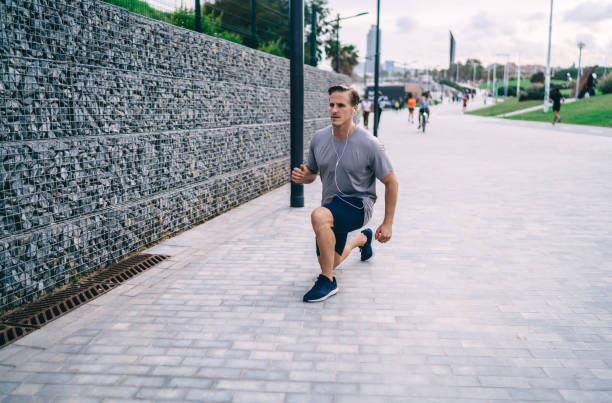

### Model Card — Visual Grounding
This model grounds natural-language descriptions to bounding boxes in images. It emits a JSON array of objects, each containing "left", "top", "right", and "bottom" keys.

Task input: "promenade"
[{"left": 2, "top": 103, "right": 612, "bottom": 402}]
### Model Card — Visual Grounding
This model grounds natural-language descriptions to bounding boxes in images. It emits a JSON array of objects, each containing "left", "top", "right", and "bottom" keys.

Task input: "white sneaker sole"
[{"left": 304, "top": 288, "right": 338, "bottom": 303}]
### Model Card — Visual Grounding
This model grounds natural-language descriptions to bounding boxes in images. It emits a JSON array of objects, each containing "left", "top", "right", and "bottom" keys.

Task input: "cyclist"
[
  {"left": 417, "top": 93, "right": 430, "bottom": 130},
  {"left": 407, "top": 93, "right": 416, "bottom": 123}
]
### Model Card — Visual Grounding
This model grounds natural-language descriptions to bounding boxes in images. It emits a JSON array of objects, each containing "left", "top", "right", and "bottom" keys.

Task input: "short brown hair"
[{"left": 328, "top": 85, "right": 360, "bottom": 106}]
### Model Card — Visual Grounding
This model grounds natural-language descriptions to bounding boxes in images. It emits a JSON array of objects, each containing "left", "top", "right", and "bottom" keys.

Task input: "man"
[
  {"left": 361, "top": 95, "right": 371, "bottom": 129},
  {"left": 462, "top": 94, "right": 468, "bottom": 112},
  {"left": 550, "top": 87, "right": 565, "bottom": 125},
  {"left": 407, "top": 93, "right": 416, "bottom": 123},
  {"left": 375, "top": 91, "right": 384, "bottom": 132},
  {"left": 291, "top": 85, "right": 399, "bottom": 302}
]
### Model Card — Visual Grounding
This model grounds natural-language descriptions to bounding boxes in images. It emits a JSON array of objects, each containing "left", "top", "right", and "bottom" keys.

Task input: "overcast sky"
[
  {"left": 325, "top": 0, "right": 611, "bottom": 70},
  {"left": 150, "top": 0, "right": 611, "bottom": 70}
]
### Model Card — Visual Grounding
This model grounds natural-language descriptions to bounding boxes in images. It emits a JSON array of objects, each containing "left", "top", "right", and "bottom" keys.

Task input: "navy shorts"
[{"left": 315, "top": 196, "right": 365, "bottom": 256}]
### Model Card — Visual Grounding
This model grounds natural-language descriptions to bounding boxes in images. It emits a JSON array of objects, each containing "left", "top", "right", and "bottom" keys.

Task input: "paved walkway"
[{"left": 2, "top": 104, "right": 612, "bottom": 402}]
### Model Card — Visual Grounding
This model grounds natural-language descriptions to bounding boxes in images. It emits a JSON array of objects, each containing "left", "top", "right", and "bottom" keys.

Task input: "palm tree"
[{"left": 325, "top": 40, "right": 359, "bottom": 76}]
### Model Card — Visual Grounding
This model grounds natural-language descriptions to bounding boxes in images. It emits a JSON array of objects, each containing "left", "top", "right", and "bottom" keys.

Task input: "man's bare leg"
[
  {"left": 311, "top": 207, "right": 335, "bottom": 281},
  {"left": 333, "top": 232, "right": 367, "bottom": 269}
]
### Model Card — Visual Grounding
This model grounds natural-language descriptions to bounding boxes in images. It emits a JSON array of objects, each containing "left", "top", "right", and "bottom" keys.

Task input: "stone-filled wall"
[{"left": 0, "top": 0, "right": 349, "bottom": 311}]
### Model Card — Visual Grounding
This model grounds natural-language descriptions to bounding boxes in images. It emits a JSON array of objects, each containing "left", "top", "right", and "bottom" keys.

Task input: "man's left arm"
[{"left": 375, "top": 171, "right": 398, "bottom": 243}]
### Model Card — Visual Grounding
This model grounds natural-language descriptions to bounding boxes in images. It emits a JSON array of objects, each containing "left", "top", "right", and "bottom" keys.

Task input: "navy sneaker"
[
  {"left": 359, "top": 228, "right": 373, "bottom": 261},
  {"left": 303, "top": 275, "right": 338, "bottom": 302}
]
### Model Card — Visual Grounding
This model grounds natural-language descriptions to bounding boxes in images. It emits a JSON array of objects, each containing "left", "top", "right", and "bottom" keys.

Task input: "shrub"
[
  {"left": 598, "top": 73, "right": 612, "bottom": 94},
  {"left": 439, "top": 79, "right": 471, "bottom": 93},
  {"left": 257, "top": 39, "right": 285, "bottom": 57},
  {"left": 530, "top": 71, "right": 545, "bottom": 83},
  {"left": 519, "top": 84, "right": 545, "bottom": 101},
  {"left": 497, "top": 85, "right": 517, "bottom": 97},
  {"left": 216, "top": 31, "right": 243, "bottom": 45}
]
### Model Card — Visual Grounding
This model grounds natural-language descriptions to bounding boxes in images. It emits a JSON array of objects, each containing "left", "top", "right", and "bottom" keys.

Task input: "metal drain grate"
[{"left": 0, "top": 254, "right": 168, "bottom": 349}]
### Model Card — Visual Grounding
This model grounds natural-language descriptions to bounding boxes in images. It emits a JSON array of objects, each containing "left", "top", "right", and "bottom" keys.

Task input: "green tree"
[
  {"left": 170, "top": 6, "right": 243, "bottom": 44},
  {"left": 304, "top": 0, "right": 332, "bottom": 66},
  {"left": 104, "top": 0, "right": 170, "bottom": 21},
  {"left": 257, "top": 38, "right": 285, "bottom": 57},
  {"left": 324, "top": 40, "right": 359, "bottom": 76},
  {"left": 208, "top": 0, "right": 290, "bottom": 56}
]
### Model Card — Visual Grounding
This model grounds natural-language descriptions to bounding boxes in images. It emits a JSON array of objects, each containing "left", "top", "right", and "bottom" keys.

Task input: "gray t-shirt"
[{"left": 306, "top": 125, "right": 393, "bottom": 226}]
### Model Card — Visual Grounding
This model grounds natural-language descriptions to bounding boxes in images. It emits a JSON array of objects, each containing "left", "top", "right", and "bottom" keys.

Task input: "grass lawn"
[
  {"left": 478, "top": 79, "right": 568, "bottom": 90},
  {"left": 505, "top": 93, "right": 612, "bottom": 128},
  {"left": 467, "top": 98, "right": 542, "bottom": 117}
]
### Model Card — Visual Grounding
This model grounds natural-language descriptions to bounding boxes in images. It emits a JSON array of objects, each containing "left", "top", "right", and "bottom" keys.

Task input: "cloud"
[
  {"left": 564, "top": 2, "right": 612, "bottom": 22},
  {"left": 575, "top": 32, "right": 596, "bottom": 46},
  {"left": 396, "top": 16, "right": 418, "bottom": 32},
  {"left": 471, "top": 11, "right": 496, "bottom": 31},
  {"left": 526, "top": 12, "right": 545, "bottom": 21}
]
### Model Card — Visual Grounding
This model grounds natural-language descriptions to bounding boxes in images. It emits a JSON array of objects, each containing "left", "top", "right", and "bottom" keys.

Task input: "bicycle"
[{"left": 418, "top": 110, "right": 428, "bottom": 133}]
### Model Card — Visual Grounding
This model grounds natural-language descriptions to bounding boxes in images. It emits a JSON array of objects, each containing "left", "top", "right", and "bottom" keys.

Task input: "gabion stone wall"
[{"left": 0, "top": 0, "right": 348, "bottom": 312}]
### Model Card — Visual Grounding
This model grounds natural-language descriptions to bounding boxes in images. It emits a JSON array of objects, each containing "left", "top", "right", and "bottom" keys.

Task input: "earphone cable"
[{"left": 330, "top": 124, "right": 364, "bottom": 211}]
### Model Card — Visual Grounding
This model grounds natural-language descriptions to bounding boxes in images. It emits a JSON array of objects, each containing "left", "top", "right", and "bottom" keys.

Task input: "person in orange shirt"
[{"left": 407, "top": 93, "right": 417, "bottom": 124}]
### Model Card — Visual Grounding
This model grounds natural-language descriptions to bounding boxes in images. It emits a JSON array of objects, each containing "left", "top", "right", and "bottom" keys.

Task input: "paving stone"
[
  {"left": 285, "top": 393, "right": 333, "bottom": 403},
  {"left": 559, "top": 389, "right": 612, "bottom": 402},
  {"left": 2, "top": 94, "right": 612, "bottom": 403},
  {"left": 134, "top": 388, "right": 186, "bottom": 400},
  {"left": 184, "top": 390, "right": 233, "bottom": 401},
  {"left": 232, "top": 391, "right": 284, "bottom": 403}
]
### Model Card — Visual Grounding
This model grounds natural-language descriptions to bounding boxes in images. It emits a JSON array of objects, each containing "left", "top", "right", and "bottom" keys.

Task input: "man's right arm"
[{"left": 291, "top": 164, "right": 318, "bottom": 184}]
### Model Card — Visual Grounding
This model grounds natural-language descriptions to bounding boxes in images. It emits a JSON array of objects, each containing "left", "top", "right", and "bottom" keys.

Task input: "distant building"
[
  {"left": 365, "top": 25, "right": 379, "bottom": 74},
  {"left": 520, "top": 64, "right": 546, "bottom": 74},
  {"left": 384, "top": 60, "right": 395, "bottom": 73}
]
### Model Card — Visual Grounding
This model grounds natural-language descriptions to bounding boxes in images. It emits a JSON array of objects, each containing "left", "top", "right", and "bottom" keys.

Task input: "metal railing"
[{"left": 102, "top": 0, "right": 291, "bottom": 57}]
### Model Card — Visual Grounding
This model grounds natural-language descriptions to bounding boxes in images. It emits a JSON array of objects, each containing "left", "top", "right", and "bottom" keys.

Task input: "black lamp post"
[
  {"left": 309, "top": 3, "right": 317, "bottom": 66},
  {"left": 251, "top": 0, "right": 257, "bottom": 48},
  {"left": 290, "top": 0, "right": 304, "bottom": 208},
  {"left": 194, "top": 0, "right": 201, "bottom": 32}
]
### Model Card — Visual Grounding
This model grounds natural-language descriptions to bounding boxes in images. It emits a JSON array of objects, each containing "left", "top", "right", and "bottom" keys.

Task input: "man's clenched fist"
[{"left": 291, "top": 164, "right": 308, "bottom": 183}]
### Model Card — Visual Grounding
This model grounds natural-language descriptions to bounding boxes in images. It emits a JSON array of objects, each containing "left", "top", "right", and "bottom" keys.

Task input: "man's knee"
[{"left": 311, "top": 207, "right": 333, "bottom": 231}]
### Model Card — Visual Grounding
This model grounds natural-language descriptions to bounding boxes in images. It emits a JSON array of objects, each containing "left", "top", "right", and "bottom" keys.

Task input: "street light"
[
  {"left": 575, "top": 42, "right": 585, "bottom": 99},
  {"left": 430, "top": 64, "right": 441, "bottom": 95},
  {"left": 373, "top": 0, "right": 380, "bottom": 137},
  {"left": 543, "top": 0, "right": 553, "bottom": 113},
  {"left": 492, "top": 62, "right": 497, "bottom": 103},
  {"left": 362, "top": 55, "right": 375, "bottom": 89},
  {"left": 331, "top": 12, "right": 368, "bottom": 73},
  {"left": 496, "top": 53, "right": 509, "bottom": 99},
  {"left": 516, "top": 53, "right": 521, "bottom": 99}
]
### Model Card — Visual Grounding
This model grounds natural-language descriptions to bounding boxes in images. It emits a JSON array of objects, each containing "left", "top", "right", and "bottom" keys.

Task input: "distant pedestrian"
[
  {"left": 407, "top": 93, "right": 416, "bottom": 123},
  {"left": 291, "top": 84, "right": 398, "bottom": 302},
  {"left": 462, "top": 95, "right": 468, "bottom": 112},
  {"left": 550, "top": 87, "right": 565, "bottom": 125},
  {"left": 361, "top": 96, "right": 371, "bottom": 128},
  {"left": 375, "top": 91, "right": 384, "bottom": 132}
]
